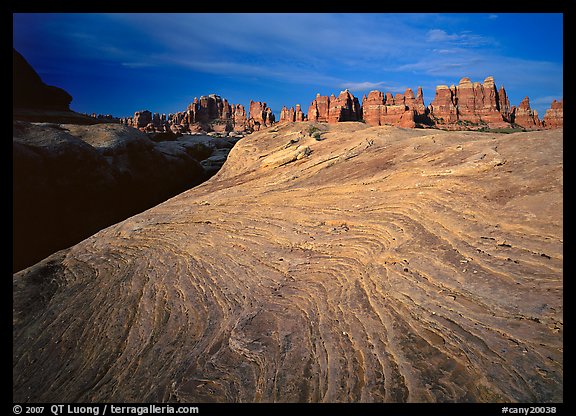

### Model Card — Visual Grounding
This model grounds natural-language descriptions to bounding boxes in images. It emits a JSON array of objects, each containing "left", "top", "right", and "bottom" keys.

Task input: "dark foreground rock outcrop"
[
  {"left": 13, "top": 121, "right": 239, "bottom": 272},
  {"left": 13, "top": 49, "right": 104, "bottom": 125},
  {"left": 13, "top": 123, "right": 562, "bottom": 402}
]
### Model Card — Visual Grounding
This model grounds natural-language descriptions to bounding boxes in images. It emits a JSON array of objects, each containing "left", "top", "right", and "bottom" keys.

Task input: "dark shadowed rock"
[
  {"left": 13, "top": 49, "right": 100, "bottom": 124},
  {"left": 12, "top": 122, "right": 213, "bottom": 272},
  {"left": 13, "top": 49, "right": 72, "bottom": 111}
]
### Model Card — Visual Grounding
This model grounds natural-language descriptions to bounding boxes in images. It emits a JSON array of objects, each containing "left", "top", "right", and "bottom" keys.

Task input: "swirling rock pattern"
[{"left": 13, "top": 122, "right": 563, "bottom": 403}]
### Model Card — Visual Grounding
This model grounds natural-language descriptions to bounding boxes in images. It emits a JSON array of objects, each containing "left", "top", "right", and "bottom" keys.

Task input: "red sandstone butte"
[
  {"left": 429, "top": 85, "right": 458, "bottom": 124},
  {"left": 233, "top": 104, "right": 248, "bottom": 132},
  {"left": 280, "top": 106, "right": 295, "bottom": 123},
  {"left": 248, "top": 100, "right": 275, "bottom": 130},
  {"left": 132, "top": 110, "right": 153, "bottom": 129},
  {"left": 429, "top": 76, "right": 513, "bottom": 129},
  {"left": 125, "top": 94, "right": 247, "bottom": 134},
  {"left": 361, "top": 90, "right": 386, "bottom": 126},
  {"left": 543, "top": 99, "right": 563, "bottom": 129},
  {"left": 362, "top": 86, "right": 429, "bottom": 128},
  {"left": 308, "top": 94, "right": 331, "bottom": 123},
  {"left": 295, "top": 104, "right": 305, "bottom": 122},
  {"left": 361, "top": 90, "right": 415, "bottom": 128},
  {"left": 513, "top": 97, "right": 543, "bottom": 129},
  {"left": 281, "top": 104, "right": 306, "bottom": 123},
  {"left": 498, "top": 85, "right": 512, "bottom": 122},
  {"left": 308, "top": 90, "right": 361, "bottom": 124}
]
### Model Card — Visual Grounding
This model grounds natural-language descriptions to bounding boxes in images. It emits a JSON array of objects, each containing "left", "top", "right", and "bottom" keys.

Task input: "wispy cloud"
[
  {"left": 530, "top": 95, "right": 563, "bottom": 105},
  {"left": 339, "top": 81, "right": 392, "bottom": 91},
  {"left": 426, "top": 29, "right": 495, "bottom": 47}
]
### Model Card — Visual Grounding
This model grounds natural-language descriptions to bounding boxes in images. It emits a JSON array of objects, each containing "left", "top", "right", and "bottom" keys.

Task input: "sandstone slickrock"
[
  {"left": 543, "top": 99, "right": 563, "bottom": 129},
  {"left": 13, "top": 122, "right": 562, "bottom": 403},
  {"left": 12, "top": 121, "right": 239, "bottom": 273}
]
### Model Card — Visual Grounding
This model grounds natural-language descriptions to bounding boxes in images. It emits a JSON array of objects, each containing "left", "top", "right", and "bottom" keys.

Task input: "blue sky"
[{"left": 13, "top": 13, "right": 563, "bottom": 118}]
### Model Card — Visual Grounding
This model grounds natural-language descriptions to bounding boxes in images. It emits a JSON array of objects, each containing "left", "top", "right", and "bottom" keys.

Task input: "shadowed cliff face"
[{"left": 13, "top": 122, "right": 563, "bottom": 403}]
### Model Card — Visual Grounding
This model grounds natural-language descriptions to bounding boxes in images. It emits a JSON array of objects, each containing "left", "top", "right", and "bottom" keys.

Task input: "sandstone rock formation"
[
  {"left": 247, "top": 100, "right": 275, "bottom": 130},
  {"left": 280, "top": 104, "right": 306, "bottom": 123},
  {"left": 123, "top": 95, "right": 251, "bottom": 134},
  {"left": 233, "top": 104, "right": 248, "bottom": 131},
  {"left": 295, "top": 104, "right": 306, "bottom": 122},
  {"left": 498, "top": 85, "right": 513, "bottom": 122},
  {"left": 13, "top": 49, "right": 101, "bottom": 124},
  {"left": 429, "top": 77, "right": 513, "bottom": 129},
  {"left": 13, "top": 48, "right": 72, "bottom": 111},
  {"left": 405, "top": 87, "right": 429, "bottom": 124},
  {"left": 307, "top": 94, "right": 330, "bottom": 123},
  {"left": 280, "top": 106, "right": 295, "bottom": 123},
  {"left": 361, "top": 87, "right": 429, "bottom": 128},
  {"left": 12, "top": 121, "right": 239, "bottom": 273},
  {"left": 132, "top": 110, "right": 153, "bottom": 128},
  {"left": 13, "top": 122, "right": 563, "bottom": 403},
  {"left": 308, "top": 90, "right": 361, "bottom": 124},
  {"left": 512, "top": 97, "right": 543, "bottom": 129},
  {"left": 428, "top": 85, "right": 459, "bottom": 124},
  {"left": 328, "top": 90, "right": 362, "bottom": 123},
  {"left": 543, "top": 99, "right": 563, "bottom": 129}
]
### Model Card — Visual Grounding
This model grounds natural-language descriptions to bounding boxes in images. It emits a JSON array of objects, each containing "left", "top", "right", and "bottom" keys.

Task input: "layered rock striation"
[{"left": 13, "top": 122, "right": 563, "bottom": 403}]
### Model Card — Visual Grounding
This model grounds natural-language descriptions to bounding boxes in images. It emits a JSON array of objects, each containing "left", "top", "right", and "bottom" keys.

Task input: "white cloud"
[
  {"left": 339, "top": 81, "right": 392, "bottom": 91},
  {"left": 426, "top": 29, "right": 494, "bottom": 47},
  {"left": 427, "top": 29, "right": 460, "bottom": 42}
]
